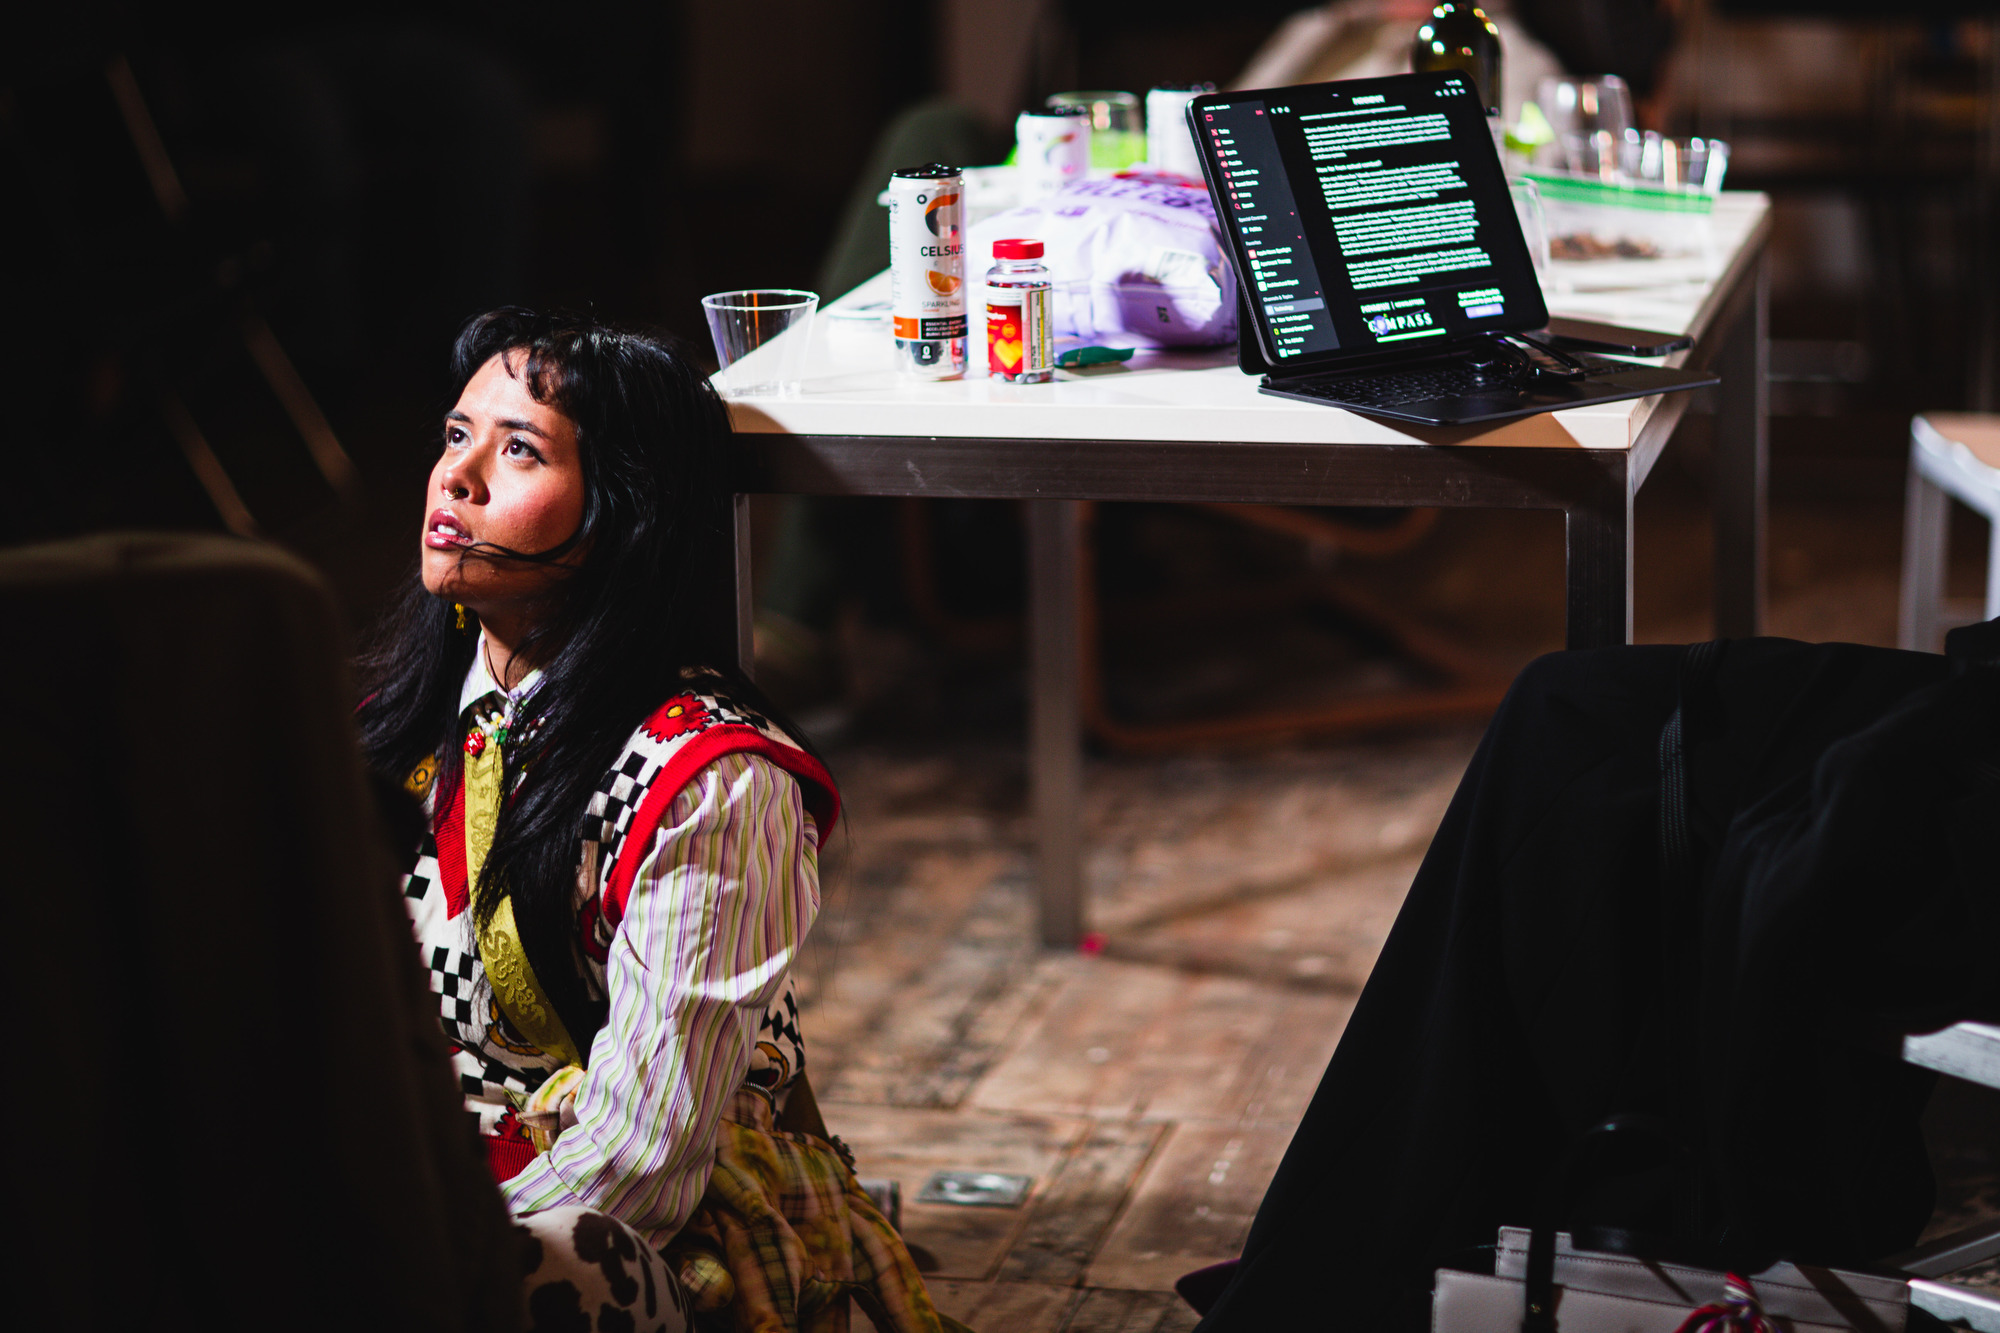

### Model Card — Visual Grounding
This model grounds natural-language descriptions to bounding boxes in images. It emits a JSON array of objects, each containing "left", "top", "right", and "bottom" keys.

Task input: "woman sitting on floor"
[{"left": 356, "top": 310, "right": 951, "bottom": 1333}]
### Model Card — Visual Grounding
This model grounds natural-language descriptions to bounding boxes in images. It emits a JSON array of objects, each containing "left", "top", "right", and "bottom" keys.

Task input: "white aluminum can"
[
  {"left": 887, "top": 164, "right": 967, "bottom": 379},
  {"left": 1016, "top": 108, "right": 1091, "bottom": 202},
  {"left": 1146, "top": 84, "right": 1213, "bottom": 179}
]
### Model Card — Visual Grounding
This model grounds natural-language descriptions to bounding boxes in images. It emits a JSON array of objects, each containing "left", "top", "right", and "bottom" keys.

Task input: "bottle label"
[
  {"left": 987, "top": 287, "right": 1052, "bottom": 379},
  {"left": 896, "top": 314, "right": 969, "bottom": 340},
  {"left": 987, "top": 300, "right": 1025, "bottom": 376}
]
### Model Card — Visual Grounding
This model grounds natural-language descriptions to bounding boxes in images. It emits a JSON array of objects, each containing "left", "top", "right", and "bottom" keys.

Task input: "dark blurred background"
[
  {"left": 9, "top": 7, "right": 1994, "bottom": 1299},
  {"left": 4, "top": 0, "right": 1996, "bottom": 724}
]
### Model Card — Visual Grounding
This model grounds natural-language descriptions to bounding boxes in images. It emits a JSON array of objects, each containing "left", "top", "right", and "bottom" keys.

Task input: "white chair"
[
  {"left": 1894, "top": 1022, "right": 2000, "bottom": 1331},
  {"left": 1888, "top": 421, "right": 2000, "bottom": 1325},
  {"left": 1900, "top": 413, "right": 2000, "bottom": 652}
]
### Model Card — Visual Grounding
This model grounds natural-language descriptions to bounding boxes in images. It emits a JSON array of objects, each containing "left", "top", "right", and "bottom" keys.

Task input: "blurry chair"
[
  {"left": 895, "top": 496, "right": 1510, "bottom": 750},
  {"left": 1, "top": 533, "right": 525, "bottom": 1332},
  {"left": 1072, "top": 501, "right": 1511, "bottom": 751},
  {"left": 1898, "top": 413, "right": 2000, "bottom": 652}
]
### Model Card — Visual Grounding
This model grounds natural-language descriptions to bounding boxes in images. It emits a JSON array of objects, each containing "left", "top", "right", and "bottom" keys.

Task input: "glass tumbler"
[
  {"left": 1538, "top": 75, "right": 1635, "bottom": 181},
  {"left": 1617, "top": 131, "right": 1732, "bottom": 194},
  {"left": 1509, "top": 177, "right": 1552, "bottom": 278},
  {"left": 701, "top": 289, "right": 818, "bottom": 397}
]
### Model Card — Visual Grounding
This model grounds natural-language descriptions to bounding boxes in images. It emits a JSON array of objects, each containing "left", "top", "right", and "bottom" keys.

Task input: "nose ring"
[{"left": 447, "top": 484, "right": 468, "bottom": 499}]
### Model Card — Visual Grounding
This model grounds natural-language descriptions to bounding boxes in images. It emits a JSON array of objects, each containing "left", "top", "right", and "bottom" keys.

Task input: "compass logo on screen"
[{"left": 1368, "top": 315, "right": 1391, "bottom": 335}]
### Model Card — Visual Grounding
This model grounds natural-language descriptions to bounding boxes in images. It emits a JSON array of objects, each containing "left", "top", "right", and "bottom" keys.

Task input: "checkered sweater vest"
[{"left": 399, "top": 682, "right": 839, "bottom": 1143}]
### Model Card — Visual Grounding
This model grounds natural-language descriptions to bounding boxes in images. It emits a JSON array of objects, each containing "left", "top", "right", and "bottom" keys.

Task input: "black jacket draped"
[{"left": 1199, "top": 624, "right": 2000, "bottom": 1332}]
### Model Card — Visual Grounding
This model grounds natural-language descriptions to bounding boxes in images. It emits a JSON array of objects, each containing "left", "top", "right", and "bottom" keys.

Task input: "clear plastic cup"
[
  {"left": 1509, "top": 178, "right": 1551, "bottom": 276},
  {"left": 700, "top": 289, "right": 818, "bottom": 397},
  {"left": 1538, "top": 75, "right": 1634, "bottom": 181},
  {"left": 1615, "top": 131, "right": 1732, "bottom": 195}
]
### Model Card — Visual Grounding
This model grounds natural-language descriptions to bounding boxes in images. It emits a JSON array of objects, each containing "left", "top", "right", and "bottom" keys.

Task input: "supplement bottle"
[{"left": 985, "top": 239, "right": 1053, "bottom": 384}]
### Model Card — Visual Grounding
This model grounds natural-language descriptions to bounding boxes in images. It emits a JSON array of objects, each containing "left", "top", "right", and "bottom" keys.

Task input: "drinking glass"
[
  {"left": 1691, "top": 137, "right": 1730, "bottom": 194},
  {"left": 1509, "top": 177, "right": 1551, "bottom": 277},
  {"left": 701, "top": 289, "right": 818, "bottom": 397},
  {"left": 1538, "top": 75, "right": 1634, "bottom": 181},
  {"left": 1617, "top": 131, "right": 1732, "bottom": 194},
  {"left": 1046, "top": 90, "right": 1144, "bottom": 168}
]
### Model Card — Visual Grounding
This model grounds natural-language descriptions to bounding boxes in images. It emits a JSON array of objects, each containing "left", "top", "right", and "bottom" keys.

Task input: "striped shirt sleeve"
[{"left": 498, "top": 750, "right": 820, "bottom": 1243}]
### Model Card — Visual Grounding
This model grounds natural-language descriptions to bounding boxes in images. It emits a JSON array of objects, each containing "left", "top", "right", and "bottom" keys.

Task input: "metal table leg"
[
  {"left": 1564, "top": 457, "right": 1636, "bottom": 650},
  {"left": 1027, "top": 499, "right": 1085, "bottom": 949},
  {"left": 702, "top": 492, "right": 758, "bottom": 677},
  {"left": 1714, "top": 255, "right": 1769, "bottom": 640},
  {"left": 730, "top": 493, "right": 755, "bottom": 672}
]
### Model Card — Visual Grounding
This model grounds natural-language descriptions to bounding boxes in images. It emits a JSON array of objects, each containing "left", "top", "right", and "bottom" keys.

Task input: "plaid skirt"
[{"left": 664, "top": 1088, "right": 974, "bottom": 1333}]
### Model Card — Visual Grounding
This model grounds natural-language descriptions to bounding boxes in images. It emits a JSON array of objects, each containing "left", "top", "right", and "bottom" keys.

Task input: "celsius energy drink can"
[
  {"left": 888, "top": 164, "right": 967, "bottom": 379},
  {"left": 985, "top": 239, "right": 1053, "bottom": 384},
  {"left": 1015, "top": 106, "right": 1091, "bottom": 202},
  {"left": 1145, "top": 83, "right": 1214, "bottom": 179}
]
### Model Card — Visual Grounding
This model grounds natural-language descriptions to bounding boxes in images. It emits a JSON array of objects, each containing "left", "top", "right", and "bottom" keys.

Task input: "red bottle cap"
[{"left": 993, "top": 238, "right": 1044, "bottom": 259}]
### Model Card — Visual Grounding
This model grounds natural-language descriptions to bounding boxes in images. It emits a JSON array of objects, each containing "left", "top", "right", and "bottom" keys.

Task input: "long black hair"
[{"left": 357, "top": 307, "right": 804, "bottom": 1048}]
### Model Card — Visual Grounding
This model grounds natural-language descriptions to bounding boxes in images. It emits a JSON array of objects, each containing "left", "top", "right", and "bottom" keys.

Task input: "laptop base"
[{"left": 1260, "top": 345, "right": 1717, "bottom": 427}]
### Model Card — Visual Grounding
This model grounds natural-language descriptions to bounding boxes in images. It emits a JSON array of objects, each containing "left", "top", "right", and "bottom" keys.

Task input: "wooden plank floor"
[
  {"left": 794, "top": 728, "right": 1482, "bottom": 1333},
  {"left": 797, "top": 727, "right": 2000, "bottom": 1330},
  {"left": 782, "top": 485, "right": 2000, "bottom": 1330}
]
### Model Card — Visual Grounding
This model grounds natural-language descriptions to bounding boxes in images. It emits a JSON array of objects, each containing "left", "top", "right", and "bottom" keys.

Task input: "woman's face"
[{"left": 421, "top": 351, "right": 587, "bottom": 632}]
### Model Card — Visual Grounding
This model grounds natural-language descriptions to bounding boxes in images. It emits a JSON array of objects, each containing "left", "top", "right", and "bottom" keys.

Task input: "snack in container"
[{"left": 1525, "top": 171, "right": 1715, "bottom": 263}]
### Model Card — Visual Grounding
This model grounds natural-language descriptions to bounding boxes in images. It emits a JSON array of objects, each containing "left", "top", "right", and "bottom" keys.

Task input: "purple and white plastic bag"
[{"left": 967, "top": 173, "right": 1238, "bottom": 349}]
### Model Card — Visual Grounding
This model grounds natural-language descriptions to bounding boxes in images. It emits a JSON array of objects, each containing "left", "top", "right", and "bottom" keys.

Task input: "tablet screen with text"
[{"left": 1188, "top": 71, "right": 1546, "bottom": 369}]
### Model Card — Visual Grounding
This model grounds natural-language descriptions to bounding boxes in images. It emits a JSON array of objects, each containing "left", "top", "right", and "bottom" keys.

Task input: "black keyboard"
[{"left": 1279, "top": 351, "right": 1630, "bottom": 408}]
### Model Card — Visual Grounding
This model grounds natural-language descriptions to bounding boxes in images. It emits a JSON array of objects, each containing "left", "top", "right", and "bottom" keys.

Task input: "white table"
[{"left": 714, "top": 193, "right": 1772, "bottom": 946}]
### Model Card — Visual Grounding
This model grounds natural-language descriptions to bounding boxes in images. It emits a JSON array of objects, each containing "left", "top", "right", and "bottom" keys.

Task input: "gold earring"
[{"left": 454, "top": 603, "right": 468, "bottom": 631}]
